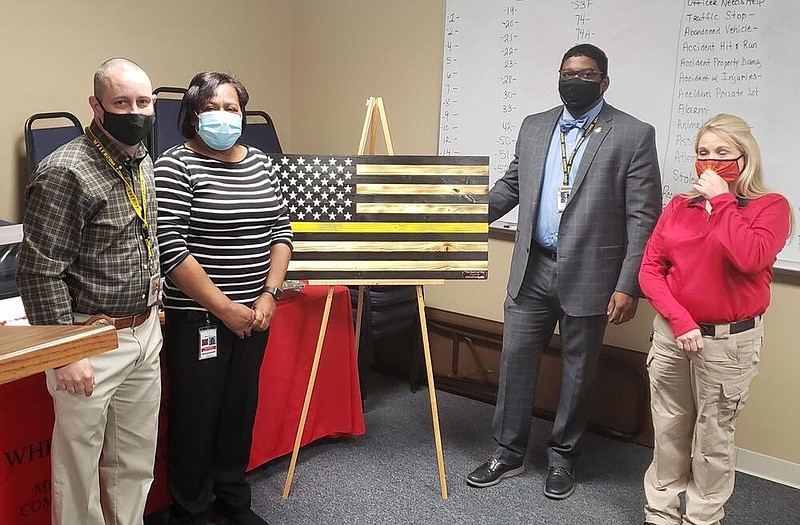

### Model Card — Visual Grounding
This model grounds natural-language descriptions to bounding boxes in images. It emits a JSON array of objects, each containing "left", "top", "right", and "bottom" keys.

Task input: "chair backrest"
[
  {"left": 23, "top": 112, "right": 83, "bottom": 176},
  {"left": 151, "top": 86, "right": 187, "bottom": 159},
  {"left": 0, "top": 221, "right": 22, "bottom": 300},
  {"left": 241, "top": 110, "right": 282, "bottom": 154},
  {"left": 151, "top": 90, "right": 282, "bottom": 157}
]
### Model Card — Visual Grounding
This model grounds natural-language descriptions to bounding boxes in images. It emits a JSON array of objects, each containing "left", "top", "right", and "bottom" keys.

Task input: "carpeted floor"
[{"left": 237, "top": 373, "right": 800, "bottom": 524}]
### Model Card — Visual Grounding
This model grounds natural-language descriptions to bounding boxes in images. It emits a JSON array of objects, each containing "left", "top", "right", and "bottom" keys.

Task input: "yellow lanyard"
[
  {"left": 85, "top": 127, "right": 153, "bottom": 259},
  {"left": 559, "top": 115, "right": 600, "bottom": 185}
]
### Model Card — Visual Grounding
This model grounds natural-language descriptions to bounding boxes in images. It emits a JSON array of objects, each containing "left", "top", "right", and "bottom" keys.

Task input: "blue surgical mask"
[{"left": 196, "top": 110, "right": 242, "bottom": 151}]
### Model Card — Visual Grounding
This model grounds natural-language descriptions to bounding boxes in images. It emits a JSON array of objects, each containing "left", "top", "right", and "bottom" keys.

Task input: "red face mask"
[{"left": 694, "top": 156, "right": 742, "bottom": 183}]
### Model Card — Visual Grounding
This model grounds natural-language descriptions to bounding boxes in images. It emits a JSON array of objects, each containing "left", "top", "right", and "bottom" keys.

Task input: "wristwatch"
[{"left": 262, "top": 285, "right": 283, "bottom": 300}]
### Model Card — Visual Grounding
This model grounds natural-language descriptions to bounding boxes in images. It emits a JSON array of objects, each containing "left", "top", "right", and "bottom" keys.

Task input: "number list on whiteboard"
[{"left": 438, "top": 0, "right": 800, "bottom": 271}]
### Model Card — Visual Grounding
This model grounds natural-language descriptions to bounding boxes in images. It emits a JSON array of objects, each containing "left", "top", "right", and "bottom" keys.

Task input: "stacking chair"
[
  {"left": 23, "top": 112, "right": 83, "bottom": 177},
  {"left": 350, "top": 285, "right": 425, "bottom": 397},
  {"left": 241, "top": 110, "right": 282, "bottom": 154},
  {"left": 150, "top": 86, "right": 187, "bottom": 159}
]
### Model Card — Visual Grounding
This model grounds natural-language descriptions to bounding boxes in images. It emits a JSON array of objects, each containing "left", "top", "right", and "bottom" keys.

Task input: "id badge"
[
  {"left": 147, "top": 274, "right": 161, "bottom": 307},
  {"left": 198, "top": 325, "right": 218, "bottom": 360},
  {"left": 556, "top": 185, "right": 572, "bottom": 212}
]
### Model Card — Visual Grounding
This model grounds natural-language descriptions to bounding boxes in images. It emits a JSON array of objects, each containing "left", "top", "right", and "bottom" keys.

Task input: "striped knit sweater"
[{"left": 155, "top": 144, "right": 293, "bottom": 310}]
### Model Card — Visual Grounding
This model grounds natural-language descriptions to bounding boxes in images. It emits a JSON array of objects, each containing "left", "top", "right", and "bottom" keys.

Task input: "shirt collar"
[
  {"left": 87, "top": 120, "right": 148, "bottom": 165},
  {"left": 688, "top": 195, "right": 751, "bottom": 207},
  {"left": 561, "top": 100, "right": 604, "bottom": 129}
]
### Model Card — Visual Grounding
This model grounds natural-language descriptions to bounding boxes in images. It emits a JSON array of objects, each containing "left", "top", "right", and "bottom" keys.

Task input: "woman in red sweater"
[{"left": 639, "top": 113, "right": 792, "bottom": 525}]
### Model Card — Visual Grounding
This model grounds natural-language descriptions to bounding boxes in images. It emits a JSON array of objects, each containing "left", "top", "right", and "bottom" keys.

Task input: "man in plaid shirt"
[{"left": 17, "top": 57, "right": 162, "bottom": 525}]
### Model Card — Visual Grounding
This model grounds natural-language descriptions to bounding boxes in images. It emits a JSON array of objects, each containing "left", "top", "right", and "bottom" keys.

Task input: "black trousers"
[{"left": 164, "top": 309, "right": 268, "bottom": 524}]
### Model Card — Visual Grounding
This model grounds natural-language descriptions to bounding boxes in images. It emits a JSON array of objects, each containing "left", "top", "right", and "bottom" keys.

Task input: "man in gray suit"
[{"left": 466, "top": 44, "right": 661, "bottom": 499}]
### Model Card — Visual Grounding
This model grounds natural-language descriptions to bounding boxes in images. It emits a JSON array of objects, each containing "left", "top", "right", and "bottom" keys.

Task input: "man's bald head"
[{"left": 93, "top": 57, "right": 149, "bottom": 100}]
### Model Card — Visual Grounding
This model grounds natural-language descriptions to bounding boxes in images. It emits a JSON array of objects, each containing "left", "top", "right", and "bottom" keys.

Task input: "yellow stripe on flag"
[{"left": 290, "top": 222, "right": 488, "bottom": 234}]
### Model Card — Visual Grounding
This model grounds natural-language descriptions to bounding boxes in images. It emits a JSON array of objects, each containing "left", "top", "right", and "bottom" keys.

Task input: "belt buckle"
[
  {"left": 84, "top": 314, "right": 115, "bottom": 328},
  {"left": 537, "top": 244, "right": 557, "bottom": 261},
  {"left": 698, "top": 324, "right": 714, "bottom": 337}
]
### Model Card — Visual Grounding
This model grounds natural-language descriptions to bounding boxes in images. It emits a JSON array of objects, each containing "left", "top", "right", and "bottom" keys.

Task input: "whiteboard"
[{"left": 438, "top": 0, "right": 800, "bottom": 272}]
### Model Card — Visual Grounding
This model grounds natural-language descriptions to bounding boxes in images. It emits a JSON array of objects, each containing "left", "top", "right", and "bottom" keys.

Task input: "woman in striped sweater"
[{"left": 155, "top": 71, "right": 292, "bottom": 525}]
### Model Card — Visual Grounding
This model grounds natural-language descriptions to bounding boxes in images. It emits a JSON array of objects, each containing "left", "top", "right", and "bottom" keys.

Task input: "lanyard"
[
  {"left": 85, "top": 127, "right": 153, "bottom": 259},
  {"left": 559, "top": 115, "right": 600, "bottom": 185}
]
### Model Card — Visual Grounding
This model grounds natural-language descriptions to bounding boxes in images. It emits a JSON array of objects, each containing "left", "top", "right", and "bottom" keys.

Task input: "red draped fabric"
[{"left": 0, "top": 285, "right": 364, "bottom": 523}]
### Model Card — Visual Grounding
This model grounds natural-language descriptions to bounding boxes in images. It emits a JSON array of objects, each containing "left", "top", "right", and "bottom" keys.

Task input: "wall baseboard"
[{"left": 736, "top": 447, "right": 800, "bottom": 489}]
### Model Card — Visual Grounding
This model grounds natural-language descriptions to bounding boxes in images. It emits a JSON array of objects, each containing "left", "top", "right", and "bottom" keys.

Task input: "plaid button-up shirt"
[{"left": 17, "top": 120, "right": 159, "bottom": 325}]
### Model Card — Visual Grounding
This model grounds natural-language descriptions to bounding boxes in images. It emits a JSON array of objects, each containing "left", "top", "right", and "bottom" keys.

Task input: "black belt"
[
  {"left": 534, "top": 243, "right": 557, "bottom": 261},
  {"left": 698, "top": 317, "right": 757, "bottom": 337}
]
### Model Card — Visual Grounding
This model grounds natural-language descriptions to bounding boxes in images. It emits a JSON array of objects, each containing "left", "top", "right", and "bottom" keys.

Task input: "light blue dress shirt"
[{"left": 534, "top": 100, "right": 604, "bottom": 250}]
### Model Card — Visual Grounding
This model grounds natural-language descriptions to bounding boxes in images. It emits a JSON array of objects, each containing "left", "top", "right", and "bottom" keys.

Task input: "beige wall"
[
  {"left": 291, "top": 0, "right": 800, "bottom": 466},
  {"left": 736, "top": 275, "right": 800, "bottom": 462},
  {"left": 0, "top": 0, "right": 292, "bottom": 222},
  {"left": 290, "top": 0, "right": 444, "bottom": 155},
  {"left": 2, "top": 0, "right": 797, "bottom": 466}
]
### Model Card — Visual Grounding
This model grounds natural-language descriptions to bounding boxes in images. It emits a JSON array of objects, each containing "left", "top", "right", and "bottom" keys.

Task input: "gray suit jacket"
[{"left": 489, "top": 103, "right": 661, "bottom": 316}]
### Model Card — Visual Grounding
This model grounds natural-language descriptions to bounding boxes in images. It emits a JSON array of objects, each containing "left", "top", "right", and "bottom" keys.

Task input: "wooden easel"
[
  {"left": 282, "top": 97, "right": 449, "bottom": 500},
  {"left": 357, "top": 96, "right": 394, "bottom": 155}
]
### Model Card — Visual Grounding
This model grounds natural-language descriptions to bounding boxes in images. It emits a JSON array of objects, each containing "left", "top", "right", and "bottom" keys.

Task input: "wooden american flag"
[{"left": 270, "top": 154, "right": 489, "bottom": 282}]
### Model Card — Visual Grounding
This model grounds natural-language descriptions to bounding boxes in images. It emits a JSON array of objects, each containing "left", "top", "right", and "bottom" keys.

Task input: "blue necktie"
[{"left": 559, "top": 115, "right": 588, "bottom": 133}]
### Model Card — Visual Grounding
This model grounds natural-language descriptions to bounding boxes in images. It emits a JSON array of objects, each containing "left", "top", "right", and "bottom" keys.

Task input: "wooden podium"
[{"left": 0, "top": 325, "right": 118, "bottom": 385}]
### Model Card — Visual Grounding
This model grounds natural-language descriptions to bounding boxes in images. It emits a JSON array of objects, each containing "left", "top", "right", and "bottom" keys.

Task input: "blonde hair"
[
  {"left": 694, "top": 114, "right": 767, "bottom": 198},
  {"left": 693, "top": 113, "right": 793, "bottom": 235}
]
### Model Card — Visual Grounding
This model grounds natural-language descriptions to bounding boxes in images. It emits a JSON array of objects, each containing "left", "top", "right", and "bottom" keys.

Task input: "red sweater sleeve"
[
  {"left": 707, "top": 193, "right": 791, "bottom": 273},
  {"left": 638, "top": 197, "right": 699, "bottom": 338}
]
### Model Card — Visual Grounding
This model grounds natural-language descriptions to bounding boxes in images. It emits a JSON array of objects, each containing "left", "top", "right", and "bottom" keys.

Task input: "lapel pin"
[{"left": 595, "top": 126, "right": 603, "bottom": 133}]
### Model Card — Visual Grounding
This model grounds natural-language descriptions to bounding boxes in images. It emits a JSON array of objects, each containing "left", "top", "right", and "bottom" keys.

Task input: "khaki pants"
[
  {"left": 45, "top": 307, "right": 162, "bottom": 525},
  {"left": 643, "top": 315, "right": 761, "bottom": 525}
]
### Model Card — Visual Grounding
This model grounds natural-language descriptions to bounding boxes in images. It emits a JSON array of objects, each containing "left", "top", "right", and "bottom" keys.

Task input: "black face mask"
[
  {"left": 558, "top": 79, "right": 603, "bottom": 114},
  {"left": 98, "top": 102, "right": 155, "bottom": 146}
]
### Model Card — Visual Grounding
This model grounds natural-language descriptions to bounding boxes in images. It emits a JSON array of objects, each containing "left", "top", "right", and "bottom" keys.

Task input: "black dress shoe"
[
  {"left": 544, "top": 466, "right": 575, "bottom": 499},
  {"left": 466, "top": 458, "right": 524, "bottom": 487}
]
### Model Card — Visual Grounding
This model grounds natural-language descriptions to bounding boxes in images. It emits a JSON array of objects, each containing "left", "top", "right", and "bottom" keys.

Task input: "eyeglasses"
[{"left": 558, "top": 69, "right": 603, "bottom": 81}]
